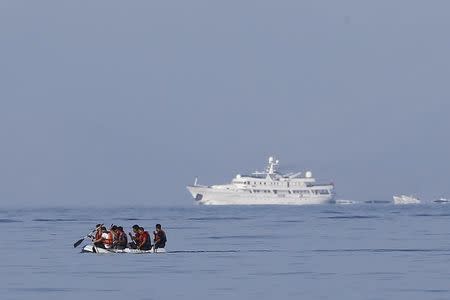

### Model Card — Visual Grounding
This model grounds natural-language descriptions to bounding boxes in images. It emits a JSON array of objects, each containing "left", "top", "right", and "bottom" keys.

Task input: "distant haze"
[{"left": 1, "top": 1, "right": 449, "bottom": 207}]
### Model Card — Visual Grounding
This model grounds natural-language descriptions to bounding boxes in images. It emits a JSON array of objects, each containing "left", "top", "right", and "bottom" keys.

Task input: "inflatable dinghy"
[{"left": 82, "top": 244, "right": 166, "bottom": 254}]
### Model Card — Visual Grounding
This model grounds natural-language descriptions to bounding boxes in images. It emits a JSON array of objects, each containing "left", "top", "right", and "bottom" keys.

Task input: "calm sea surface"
[{"left": 1, "top": 204, "right": 450, "bottom": 300}]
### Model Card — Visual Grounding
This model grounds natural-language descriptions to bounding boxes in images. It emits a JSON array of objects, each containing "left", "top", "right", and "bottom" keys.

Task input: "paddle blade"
[{"left": 73, "top": 238, "right": 84, "bottom": 248}]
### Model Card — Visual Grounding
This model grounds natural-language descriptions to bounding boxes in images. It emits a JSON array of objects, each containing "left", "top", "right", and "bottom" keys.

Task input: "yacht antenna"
[{"left": 266, "top": 156, "right": 279, "bottom": 174}]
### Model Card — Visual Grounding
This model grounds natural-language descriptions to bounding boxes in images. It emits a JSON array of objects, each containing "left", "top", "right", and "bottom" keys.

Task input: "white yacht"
[
  {"left": 434, "top": 197, "right": 450, "bottom": 203},
  {"left": 187, "top": 157, "right": 335, "bottom": 205},
  {"left": 393, "top": 195, "right": 421, "bottom": 205}
]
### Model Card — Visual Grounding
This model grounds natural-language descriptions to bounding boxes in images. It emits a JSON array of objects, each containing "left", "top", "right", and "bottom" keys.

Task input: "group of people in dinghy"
[{"left": 92, "top": 223, "right": 167, "bottom": 251}]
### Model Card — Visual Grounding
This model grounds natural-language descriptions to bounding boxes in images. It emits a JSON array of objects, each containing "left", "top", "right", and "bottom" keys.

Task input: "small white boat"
[
  {"left": 82, "top": 244, "right": 166, "bottom": 254},
  {"left": 434, "top": 197, "right": 450, "bottom": 203},
  {"left": 393, "top": 195, "right": 420, "bottom": 205}
]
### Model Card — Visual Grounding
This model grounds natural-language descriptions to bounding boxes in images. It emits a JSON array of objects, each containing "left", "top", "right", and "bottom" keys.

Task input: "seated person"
[
  {"left": 153, "top": 224, "right": 167, "bottom": 249},
  {"left": 128, "top": 224, "right": 141, "bottom": 249},
  {"left": 114, "top": 226, "right": 128, "bottom": 249},
  {"left": 93, "top": 226, "right": 112, "bottom": 248},
  {"left": 137, "top": 227, "right": 151, "bottom": 250}
]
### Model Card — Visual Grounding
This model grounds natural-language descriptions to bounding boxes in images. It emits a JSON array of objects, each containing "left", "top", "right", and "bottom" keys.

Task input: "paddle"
[
  {"left": 73, "top": 225, "right": 102, "bottom": 248},
  {"left": 73, "top": 235, "right": 90, "bottom": 248}
]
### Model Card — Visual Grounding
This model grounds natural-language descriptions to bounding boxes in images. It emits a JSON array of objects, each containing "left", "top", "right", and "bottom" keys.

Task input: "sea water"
[{"left": 1, "top": 204, "right": 450, "bottom": 300}]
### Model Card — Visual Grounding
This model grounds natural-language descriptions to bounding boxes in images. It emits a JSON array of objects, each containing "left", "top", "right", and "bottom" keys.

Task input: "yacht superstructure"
[{"left": 187, "top": 157, "right": 335, "bottom": 205}]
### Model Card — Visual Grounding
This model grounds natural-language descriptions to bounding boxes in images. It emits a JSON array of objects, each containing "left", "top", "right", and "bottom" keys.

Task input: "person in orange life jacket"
[
  {"left": 91, "top": 224, "right": 102, "bottom": 241},
  {"left": 93, "top": 226, "right": 109, "bottom": 248},
  {"left": 137, "top": 227, "right": 151, "bottom": 250},
  {"left": 91, "top": 224, "right": 103, "bottom": 248},
  {"left": 99, "top": 226, "right": 115, "bottom": 249},
  {"left": 115, "top": 226, "right": 128, "bottom": 249},
  {"left": 109, "top": 225, "right": 119, "bottom": 248},
  {"left": 153, "top": 224, "right": 167, "bottom": 249},
  {"left": 128, "top": 224, "right": 141, "bottom": 249}
]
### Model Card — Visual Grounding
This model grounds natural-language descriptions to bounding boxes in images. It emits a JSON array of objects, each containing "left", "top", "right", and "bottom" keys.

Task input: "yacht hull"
[{"left": 187, "top": 186, "right": 334, "bottom": 205}]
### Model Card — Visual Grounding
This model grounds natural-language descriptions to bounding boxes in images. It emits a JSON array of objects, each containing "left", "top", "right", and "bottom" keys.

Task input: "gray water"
[{"left": 1, "top": 204, "right": 450, "bottom": 300}]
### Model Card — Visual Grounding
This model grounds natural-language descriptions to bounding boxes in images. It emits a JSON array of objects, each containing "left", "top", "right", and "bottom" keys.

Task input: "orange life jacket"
[
  {"left": 140, "top": 231, "right": 149, "bottom": 243},
  {"left": 95, "top": 230, "right": 102, "bottom": 240},
  {"left": 139, "top": 231, "right": 151, "bottom": 248},
  {"left": 134, "top": 232, "right": 141, "bottom": 243}
]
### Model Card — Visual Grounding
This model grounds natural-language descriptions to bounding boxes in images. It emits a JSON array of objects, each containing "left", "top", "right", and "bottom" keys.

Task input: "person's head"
[
  {"left": 155, "top": 224, "right": 162, "bottom": 232},
  {"left": 118, "top": 226, "right": 123, "bottom": 232},
  {"left": 132, "top": 224, "right": 140, "bottom": 233},
  {"left": 101, "top": 226, "right": 107, "bottom": 231},
  {"left": 111, "top": 225, "right": 117, "bottom": 232},
  {"left": 139, "top": 227, "right": 144, "bottom": 233}
]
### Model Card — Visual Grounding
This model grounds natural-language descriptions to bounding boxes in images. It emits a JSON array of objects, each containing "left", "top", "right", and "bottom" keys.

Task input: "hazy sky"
[{"left": 1, "top": 1, "right": 450, "bottom": 207}]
